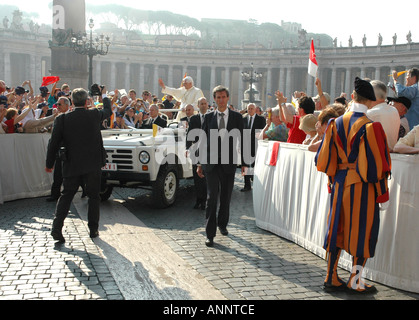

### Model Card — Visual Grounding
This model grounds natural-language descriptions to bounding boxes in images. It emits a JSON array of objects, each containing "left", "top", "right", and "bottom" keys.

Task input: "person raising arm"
[{"left": 393, "top": 125, "right": 419, "bottom": 154}]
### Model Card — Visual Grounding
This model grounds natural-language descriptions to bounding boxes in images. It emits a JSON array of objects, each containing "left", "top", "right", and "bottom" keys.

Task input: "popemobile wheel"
[
  {"left": 151, "top": 165, "right": 179, "bottom": 208},
  {"left": 100, "top": 181, "right": 113, "bottom": 201}
]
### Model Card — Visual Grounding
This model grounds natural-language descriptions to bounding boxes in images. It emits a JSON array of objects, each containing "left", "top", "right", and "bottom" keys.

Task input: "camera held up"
[{"left": 90, "top": 83, "right": 104, "bottom": 96}]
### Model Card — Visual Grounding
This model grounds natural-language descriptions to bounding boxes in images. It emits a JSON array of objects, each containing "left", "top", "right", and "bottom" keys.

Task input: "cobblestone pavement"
[{"left": 0, "top": 171, "right": 418, "bottom": 301}]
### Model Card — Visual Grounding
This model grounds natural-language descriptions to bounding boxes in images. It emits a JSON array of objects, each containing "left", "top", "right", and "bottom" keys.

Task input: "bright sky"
[{"left": 13, "top": 0, "right": 415, "bottom": 46}]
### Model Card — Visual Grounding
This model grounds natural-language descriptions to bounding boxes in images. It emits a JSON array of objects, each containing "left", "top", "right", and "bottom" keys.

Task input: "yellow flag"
[
  {"left": 110, "top": 112, "right": 115, "bottom": 128},
  {"left": 153, "top": 123, "right": 162, "bottom": 137},
  {"left": 389, "top": 70, "right": 407, "bottom": 77},
  {"left": 291, "top": 96, "right": 299, "bottom": 110}
]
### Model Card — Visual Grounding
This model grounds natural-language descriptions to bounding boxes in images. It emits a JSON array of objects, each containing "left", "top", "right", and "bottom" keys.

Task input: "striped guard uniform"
[{"left": 315, "top": 103, "right": 391, "bottom": 258}]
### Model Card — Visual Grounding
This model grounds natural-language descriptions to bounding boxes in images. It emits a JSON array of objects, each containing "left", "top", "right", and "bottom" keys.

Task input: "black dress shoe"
[
  {"left": 323, "top": 283, "right": 347, "bottom": 293},
  {"left": 240, "top": 187, "right": 251, "bottom": 192},
  {"left": 205, "top": 238, "right": 214, "bottom": 247},
  {"left": 90, "top": 230, "right": 99, "bottom": 239},
  {"left": 193, "top": 202, "right": 201, "bottom": 209},
  {"left": 51, "top": 229, "right": 65, "bottom": 243},
  {"left": 219, "top": 227, "right": 228, "bottom": 236}
]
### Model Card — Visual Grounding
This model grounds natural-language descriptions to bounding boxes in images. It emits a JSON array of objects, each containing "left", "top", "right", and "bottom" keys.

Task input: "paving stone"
[{"left": 0, "top": 171, "right": 418, "bottom": 301}]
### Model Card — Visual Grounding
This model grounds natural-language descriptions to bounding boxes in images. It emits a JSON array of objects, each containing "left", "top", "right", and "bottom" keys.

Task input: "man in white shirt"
[
  {"left": 20, "top": 97, "right": 58, "bottom": 133},
  {"left": 367, "top": 80, "right": 400, "bottom": 151},
  {"left": 158, "top": 76, "right": 204, "bottom": 122}
]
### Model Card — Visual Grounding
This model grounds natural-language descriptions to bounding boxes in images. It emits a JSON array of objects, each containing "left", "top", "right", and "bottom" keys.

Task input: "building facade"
[{"left": 1, "top": 26, "right": 418, "bottom": 109}]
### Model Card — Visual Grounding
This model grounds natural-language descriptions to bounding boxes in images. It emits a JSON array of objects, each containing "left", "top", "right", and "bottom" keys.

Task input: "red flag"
[
  {"left": 269, "top": 142, "right": 280, "bottom": 166},
  {"left": 41, "top": 76, "right": 60, "bottom": 87},
  {"left": 308, "top": 40, "right": 318, "bottom": 78}
]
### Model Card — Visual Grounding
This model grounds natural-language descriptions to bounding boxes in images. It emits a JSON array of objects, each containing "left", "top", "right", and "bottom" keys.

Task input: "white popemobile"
[{"left": 100, "top": 110, "right": 194, "bottom": 208}]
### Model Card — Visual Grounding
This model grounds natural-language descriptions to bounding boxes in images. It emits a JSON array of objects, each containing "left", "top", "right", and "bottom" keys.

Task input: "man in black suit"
[
  {"left": 197, "top": 86, "right": 245, "bottom": 247},
  {"left": 241, "top": 103, "right": 266, "bottom": 191},
  {"left": 46, "top": 97, "right": 71, "bottom": 202},
  {"left": 45, "top": 86, "right": 111, "bottom": 243},
  {"left": 180, "top": 104, "right": 196, "bottom": 128},
  {"left": 141, "top": 104, "right": 167, "bottom": 129},
  {"left": 186, "top": 98, "right": 208, "bottom": 210}
]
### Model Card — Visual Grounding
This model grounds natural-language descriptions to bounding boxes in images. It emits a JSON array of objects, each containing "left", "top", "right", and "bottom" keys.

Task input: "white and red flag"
[{"left": 308, "top": 39, "right": 318, "bottom": 78}]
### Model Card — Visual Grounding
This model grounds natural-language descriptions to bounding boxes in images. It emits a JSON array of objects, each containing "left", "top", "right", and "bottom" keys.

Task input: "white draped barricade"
[
  {"left": 253, "top": 140, "right": 419, "bottom": 294},
  {"left": 0, "top": 134, "right": 53, "bottom": 204}
]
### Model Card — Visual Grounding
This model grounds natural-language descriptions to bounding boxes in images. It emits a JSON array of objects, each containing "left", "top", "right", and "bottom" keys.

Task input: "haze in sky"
[{"left": 10, "top": 0, "right": 415, "bottom": 46}]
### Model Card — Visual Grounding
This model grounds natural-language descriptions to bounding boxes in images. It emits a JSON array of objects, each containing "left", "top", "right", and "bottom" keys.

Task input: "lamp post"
[
  {"left": 241, "top": 63, "right": 263, "bottom": 103},
  {"left": 71, "top": 19, "right": 111, "bottom": 89}
]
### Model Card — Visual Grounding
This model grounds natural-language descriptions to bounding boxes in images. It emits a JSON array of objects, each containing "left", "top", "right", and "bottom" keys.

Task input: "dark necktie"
[
  {"left": 219, "top": 113, "right": 225, "bottom": 130},
  {"left": 248, "top": 116, "right": 253, "bottom": 129}
]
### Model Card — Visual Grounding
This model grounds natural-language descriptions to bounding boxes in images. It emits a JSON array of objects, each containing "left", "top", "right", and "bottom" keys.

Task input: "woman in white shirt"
[{"left": 393, "top": 125, "right": 419, "bottom": 154}]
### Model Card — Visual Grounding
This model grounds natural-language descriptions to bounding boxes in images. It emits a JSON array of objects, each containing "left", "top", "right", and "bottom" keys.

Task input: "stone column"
[
  {"left": 35, "top": 56, "right": 43, "bottom": 90},
  {"left": 345, "top": 68, "right": 352, "bottom": 97},
  {"left": 210, "top": 66, "right": 216, "bottom": 93},
  {"left": 125, "top": 62, "right": 130, "bottom": 90},
  {"left": 360, "top": 67, "right": 366, "bottom": 79},
  {"left": 29, "top": 54, "right": 36, "bottom": 87},
  {"left": 224, "top": 67, "right": 230, "bottom": 89},
  {"left": 139, "top": 64, "right": 145, "bottom": 92},
  {"left": 168, "top": 64, "right": 174, "bottom": 87},
  {"left": 266, "top": 68, "right": 273, "bottom": 108},
  {"left": 279, "top": 67, "right": 286, "bottom": 96},
  {"left": 95, "top": 60, "right": 101, "bottom": 85},
  {"left": 3, "top": 51, "right": 11, "bottom": 85},
  {"left": 285, "top": 67, "right": 292, "bottom": 99},
  {"left": 238, "top": 67, "right": 244, "bottom": 108},
  {"left": 196, "top": 65, "right": 202, "bottom": 89},
  {"left": 110, "top": 62, "right": 116, "bottom": 90},
  {"left": 330, "top": 68, "right": 337, "bottom": 99},
  {"left": 153, "top": 64, "right": 159, "bottom": 95}
]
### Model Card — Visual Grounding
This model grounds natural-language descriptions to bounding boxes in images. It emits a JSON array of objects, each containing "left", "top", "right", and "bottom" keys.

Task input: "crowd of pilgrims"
[{"left": 1, "top": 68, "right": 419, "bottom": 154}]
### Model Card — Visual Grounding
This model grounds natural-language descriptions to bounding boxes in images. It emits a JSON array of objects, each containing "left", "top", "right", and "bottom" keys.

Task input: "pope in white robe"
[{"left": 158, "top": 76, "right": 204, "bottom": 122}]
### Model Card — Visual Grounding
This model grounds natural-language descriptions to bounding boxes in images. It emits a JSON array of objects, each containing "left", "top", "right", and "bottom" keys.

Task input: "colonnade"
[{"left": 1, "top": 30, "right": 419, "bottom": 109}]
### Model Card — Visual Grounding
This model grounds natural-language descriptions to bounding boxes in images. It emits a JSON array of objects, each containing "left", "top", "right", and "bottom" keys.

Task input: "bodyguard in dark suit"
[
  {"left": 140, "top": 104, "right": 167, "bottom": 129},
  {"left": 180, "top": 104, "right": 196, "bottom": 129},
  {"left": 197, "top": 86, "right": 245, "bottom": 247},
  {"left": 186, "top": 99, "right": 208, "bottom": 210},
  {"left": 46, "top": 87, "right": 112, "bottom": 243},
  {"left": 242, "top": 103, "right": 266, "bottom": 191}
]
